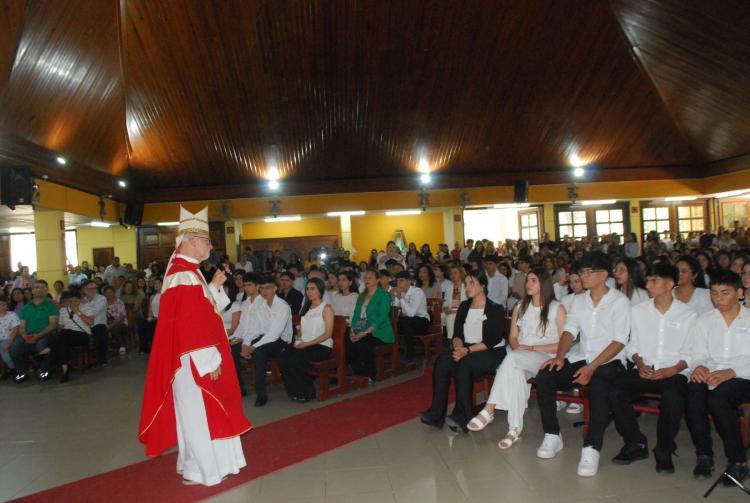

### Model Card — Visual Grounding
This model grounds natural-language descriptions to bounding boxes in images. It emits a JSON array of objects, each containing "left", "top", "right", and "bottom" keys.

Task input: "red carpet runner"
[{"left": 12, "top": 375, "right": 432, "bottom": 503}]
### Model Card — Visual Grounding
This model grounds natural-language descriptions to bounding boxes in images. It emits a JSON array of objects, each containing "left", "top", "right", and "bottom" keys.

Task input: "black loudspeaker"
[
  {"left": 123, "top": 202, "right": 144, "bottom": 226},
  {"left": 1, "top": 167, "right": 32, "bottom": 210},
  {"left": 513, "top": 180, "right": 529, "bottom": 203}
]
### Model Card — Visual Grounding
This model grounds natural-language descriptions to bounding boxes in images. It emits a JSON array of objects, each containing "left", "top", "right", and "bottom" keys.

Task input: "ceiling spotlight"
[
  {"left": 118, "top": 180, "right": 127, "bottom": 188},
  {"left": 418, "top": 158, "right": 430, "bottom": 173},
  {"left": 268, "top": 179, "right": 280, "bottom": 190},
  {"left": 56, "top": 156, "right": 67, "bottom": 165},
  {"left": 569, "top": 153, "right": 585, "bottom": 167},
  {"left": 573, "top": 167, "right": 585, "bottom": 178},
  {"left": 420, "top": 173, "right": 431, "bottom": 184}
]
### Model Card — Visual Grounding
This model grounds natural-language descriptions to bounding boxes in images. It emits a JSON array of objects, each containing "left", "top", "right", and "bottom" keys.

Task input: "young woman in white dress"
[{"left": 467, "top": 267, "right": 566, "bottom": 448}]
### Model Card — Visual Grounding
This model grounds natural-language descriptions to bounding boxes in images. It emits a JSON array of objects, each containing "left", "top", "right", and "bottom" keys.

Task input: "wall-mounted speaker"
[
  {"left": 1, "top": 167, "right": 32, "bottom": 210},
  {"left": 513, "top": 180, "right": 529, "bottom": 203},
  {"left": 123, "top": 202, "right": 144, "bottom": 226}
]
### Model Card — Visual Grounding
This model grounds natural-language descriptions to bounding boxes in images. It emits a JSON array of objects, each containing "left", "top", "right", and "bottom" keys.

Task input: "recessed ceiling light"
[
  {"left": 327, "top": 211, "right": 366, "bottom": 217},
  {"left": 90, "top": 221, "right": 111, "bottom": 228},
  {"left": 573, "top": 167, "right": 585, "bottom": 177},
  {"left": 581, "top": 199, "right": 616, "bottom": 206},
  {"left": 418, "top": 158, "right": 430, "bottom": 173},
  {"left": 420, "top": 173, "right": 431, "bottom": 184},
  {"left": 118, "top": 180, "right": 127, "bottom": 188},
  {"left": 268, "top": 179, "right": 280, "bottom": 190},
  {"left": 569, "top": 154, "right": 585, "bottom": 167},
  {"left": 385, "top": 209, "right": 422, "bottom": 216},
  {"left": 264, "top": 215, "right": 301, "bottom": 223},
  {"left": 56, "top": 156, "right": 67, "bottom": 165}
]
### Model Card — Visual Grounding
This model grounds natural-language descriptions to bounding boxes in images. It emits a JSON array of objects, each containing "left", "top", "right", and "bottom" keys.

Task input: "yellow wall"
[
  {"left": 36, "top": 180, "right": 120, "bottom": 220},
  {"left": 350, "top": 212, "right": 444, "bottom": 259},
  {"left": 241, "top": 216, "right": 341, "bottom": 241},
  {"left": 76, "top": 227, "right": 137, "bottom": 267},
  {"left": 34, "top": 210, "right": 67, "bottom": 284}
]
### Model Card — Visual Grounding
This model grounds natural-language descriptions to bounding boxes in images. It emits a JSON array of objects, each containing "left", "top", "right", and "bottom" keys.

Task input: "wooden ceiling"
[{"left": 0, "top": 0, "right": 748, "bottom": 202}]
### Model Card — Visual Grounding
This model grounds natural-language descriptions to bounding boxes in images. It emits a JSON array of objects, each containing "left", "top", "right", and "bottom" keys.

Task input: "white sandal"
[
  {"left": 467, "top": 409, "right": 494, "bottom": 431},
  {"left": 498, "top": 428, "right": 522, "bottom": 449}
]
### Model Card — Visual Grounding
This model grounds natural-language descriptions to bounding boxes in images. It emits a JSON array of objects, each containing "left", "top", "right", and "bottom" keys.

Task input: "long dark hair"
[
  {"left": 517, "top": 267, "right": 555, "bottom": 336},
  {"left": 337, "top": 270, "right": 358, "bottom": 294},
  {"left": 9, "top": 287, "right": 24, "bottom": 310},
  {"left": 301, "top": 277, "right": 325, "bottom": 316},
  {"left": 415, "top": 264, "right": 436, "bottom": 288},
  {"left": 615, "top": 258, "right": 646, "bottom": 300},
  {"left": 676, "top": 255, "right": 707, "bottom": 288}
]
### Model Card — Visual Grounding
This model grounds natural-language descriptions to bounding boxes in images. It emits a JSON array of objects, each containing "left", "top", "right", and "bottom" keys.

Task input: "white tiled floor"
[{"left": 2, "top": 354, "right": 748, "bottom": 502}]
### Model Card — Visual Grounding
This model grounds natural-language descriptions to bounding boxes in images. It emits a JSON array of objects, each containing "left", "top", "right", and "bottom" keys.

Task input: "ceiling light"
[
  {"left": 320, "top": 253, "right": 327, "bottom": 260},
  {"left": 385, "top": 209, "right": 422, "bottom": 216},
  {"left": 327, "top": 211, "right": 366, "bottom": 217},
  {"left": 264, "top": 215, "right": 301, "bottom": 223},
  {"left": 420, "top": 173, "right": 431, "bottom": 184},
  {"left": 664, "top": 196, "right": 697, "bottom": 202},
  {"left": 157, "top": 221, "right": 179, "bottom": 226},
  {"left": 8, "top": 227, "right": 28, "bottom": 233},
  {"left": 581, "top": 199, "right": 616, "bottom": 206},
  {"left": 712, "top": 189, "right": 750, "bottom": 199},
  {"left": 418, "top": 158, "right": 430, "bottom": 173},
  {"left": 118, "top": 180, "right": 127, "bottom": 188},
  {"left": 90, "top": 221, "right": 111, "bottom": 228},
  {"left": 268, "top": 179, "right": 280, "bottom": 190},
  {"left": 56, "top": 156, "right": 67, "bottom": 165},
  {"left": 573, "top": 167, "right": 585, "bottom": 177},
  {"left": 493, "top": 203, "right": 530, "bottom": 209},
  {"left": 569, "top": 154, "right": 585, "bottom": 168}
]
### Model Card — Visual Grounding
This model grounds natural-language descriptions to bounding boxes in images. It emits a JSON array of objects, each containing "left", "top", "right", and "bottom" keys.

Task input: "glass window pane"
[
  {"left": 656, "top": 221, "right": 670, "bottom": 233},
  {"left": 656, "top": 207, "right": 669, "bottom": 219},
  {"left": 692, "top": 218, "right": 704, "bottom": 231},
  {"left": 574, "top": 224, "right": 587, "bottom": 237},
  {"left": 521, "top": 228, "right": 530, "bottom": 240},
  {"left": 596, "top": 223, "right": 611, "bottom": 235},
  {"left": 612, "top": 223, "right": 624, "bottom": 235},
  {"left": 610, "top": 209, "right": 623, "bottom": 221},
  {"left": 693, "top": 206, "right": 703, "bottom": 217},
  {"left": 529, "top": 213, "right": 537, "bottom": 226},
  {"left": 596, "top": 210, "right": 609, "bottom": 222},
  {"left": 677, "top": 206, "right": 690, "bottom": 219},
  {"left": 678, "top": 220, "right": 690, "bottom": 232},
  {"left": 644, "top": 221, "right": 656, "bottom": 234},
  {"left": 530, "top": 226, "right": 539, "bottom": 239},
  {"left": 521, "top": 214, "right": 529, "bottom": 226},
  {"left": 573, "top": 211, "right": 587, "bottom": 224},
  {"left": 643, "top": 208, "right": 655, "bottom": 220},
  {"left": 559, "top": 225, "right": 572, "bottom": 237},
  {"left": 559, "top": 212, "right": 571, "bottom": 224}
]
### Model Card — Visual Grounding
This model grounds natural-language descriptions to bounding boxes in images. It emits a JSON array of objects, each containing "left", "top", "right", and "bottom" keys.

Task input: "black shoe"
[
  {"left": 14, "top": 373, "right": 27, "bottom": 383},
  {"left": 723, "top": 462, "right": 749, "bottom": 487},
  {"left": 445, "top": 415, "right": 468, "bottom": 433},
  {"left": 254, "top": 394, "right": 268, "bottom": 407},
  {"left": 693, "top": 455, "right": 714, "bottom": 479},
  {"left": 240, "top": 389, "right": 247, "bottom": 397},
  {"left": 654, "top": 449, "right": 674, "bottom": 474},
  {"left": 59, "top": 368, "right": 70, "bottom": 383},
  {"left": 419, "top": 411, "right": 443, "bottom": 429},
  {"left": 39, "top": 370, "right": 51, "bottom": 381},
  {"left": 612, "top": 442, "right": 649, "bottom": 465}
]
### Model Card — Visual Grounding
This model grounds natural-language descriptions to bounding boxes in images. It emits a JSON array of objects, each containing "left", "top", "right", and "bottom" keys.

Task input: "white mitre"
[{"left": 176, "top": 206, "right": 209, "bottom": 247}]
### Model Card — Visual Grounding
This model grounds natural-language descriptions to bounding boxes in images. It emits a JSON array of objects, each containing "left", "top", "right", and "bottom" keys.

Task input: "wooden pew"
[
  {"left": 374, "top": 307, "right": 402, "bottom": 380},
  {"left": 309, "top": 315, "right": 366, "bottom": 400},
  {"left": 415, "top": 298, "right": 444, "bottom": 368}
]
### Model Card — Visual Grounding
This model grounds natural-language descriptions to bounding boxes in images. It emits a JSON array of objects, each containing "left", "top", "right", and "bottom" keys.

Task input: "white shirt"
[
  {"left": 517, "top": 301, "right": 562, "bottom": 348},
  {"left": 563, "top": 288, "right": 631, "bottom": 365},
  {"left": 236, "top": 294, "right": 263, "bottom": 344},
  {"left": 464, "top": 308, "right": 485, "bottom": 344},
  {"left": 673, "top": 287, "right": 713, "bottom": 315},
  {"left": 293, "top": 277, "right": 305, "bottom": 294},
  {"left": 81, "top": 294, "right": 107, "bottom": 326},
  {"left": 396, "top": 285, "right": 429, "bottom": 320},
  {"left": 234, "top": 261, "right": 253, "bottom": 272},
  {"left": 148, "top": 292, "right": 161, "bottom": 320},
  {"left": 625, "top": 287, "right": 650, "bottom": 307},
  {"left": 627, "top": 299, "right": 696, "bottom": 375},
  {"left": 459, "top": 247, "right": 472, "bottom": 263},
  {"left": 331, "top": 292, "right": 358, "bottom": 319},
  {"left": 691, "top": 306, "right": 750, "bottom": 380},
  {"left": 246, "top": 295, "right": 293, "bottom": 347},
  {"left": 221, "top": 301, "right": 241, "bottom": 331},
  {"left": 300, "top": 302, "right": 332, "bottom": 349},
  {"left": 486, "top": 271, "right": 509, "bottom": 307},
  {"left": 0, "top": 311, "right": 20, "bottom": 341},
  {"left": 323, "top": 289, "right": 337, "bottom": 306},
  {"left": 553, "top": 283, "right": 568, "bottom": 302},
  {"left": 59, "top": 307, "right": 92, "bottom": 335}
]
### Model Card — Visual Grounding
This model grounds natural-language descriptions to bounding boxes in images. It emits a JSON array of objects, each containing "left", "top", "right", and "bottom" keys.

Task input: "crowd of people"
[{"left": 1, "top": 223, "right": 750, "bottom": 486}]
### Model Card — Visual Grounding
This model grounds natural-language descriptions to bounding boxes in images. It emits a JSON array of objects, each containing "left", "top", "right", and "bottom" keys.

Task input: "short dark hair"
[
  {"left": 260, "top": 273, "right": 277, "bottom": 286},
  {"left": 579, "top": 251, "right": 611, "bottom": 272},
  {"left": 244, "top": 272, "right": 264, "bottom": 284},
  {"left": 379, "top": 269, "right": 392, "bottom": 278},
  {"left": 60, "top": 291, "right": 78, "bottom": 302},
  {"left": 385, "top": 258, "right": 400, "bottom": 266},
  {"left": 395, "top": 271, "right": 412, "bottom": 281},
  {"left": 647, "top": 263, "right": 678, "bottom": 283},
  {"left": 0, "top": 295, "right": 7, "bottom": 304},
  {"left": 36, "top": 279, "right": 48, "bottom": 288},
  {"left": 710, "top": 270, "right": 743, "bottom": 291},
  {"left": 278, "top": 271, "right": 294, "bottom": 281},
  {"left": 485, "top": 255, "right": 500, "bottom": 264}
]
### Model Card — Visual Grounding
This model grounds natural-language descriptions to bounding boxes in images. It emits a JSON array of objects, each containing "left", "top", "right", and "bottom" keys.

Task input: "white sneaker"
[
  {"left": 577, "top": 446, "right": 600, "bottom": 477},
  {"left": 119, "top": 346, "right": 127, "bottom": 355},
  {"left": 566, "top": 403, "right": 583, "bottom": 414},
  {"left": 556, "top": 400, "right": 566, "bottom": 412},
  {"left": 536, "top": 433, "right": 563, "bottom": 459}
]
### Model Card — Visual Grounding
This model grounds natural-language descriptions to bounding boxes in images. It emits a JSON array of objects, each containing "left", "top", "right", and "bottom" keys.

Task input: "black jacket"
[
  {"left": 452, "top": 299, "right": 506, "bottom": 349},
  {"left": 279, "top": 288, "right": 304, "bottom": 316}
]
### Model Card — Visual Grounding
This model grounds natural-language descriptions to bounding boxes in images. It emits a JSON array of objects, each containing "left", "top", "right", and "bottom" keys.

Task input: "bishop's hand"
[{"left": 211, "top": 266, "right": 229, "bottom": 289}]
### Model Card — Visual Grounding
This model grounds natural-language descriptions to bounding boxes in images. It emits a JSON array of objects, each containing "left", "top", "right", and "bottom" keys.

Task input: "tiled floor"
[{"left": 2, "top": 354, "right": 747, "bottom": 502}]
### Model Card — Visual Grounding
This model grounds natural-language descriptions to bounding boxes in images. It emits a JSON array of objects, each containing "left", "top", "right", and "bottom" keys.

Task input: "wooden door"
[
  {"left": 0, "top": 235, "right": 11, "bottom": 281},
  {"left": 93, "top": 247, "right": 114, "bottom": 268}
]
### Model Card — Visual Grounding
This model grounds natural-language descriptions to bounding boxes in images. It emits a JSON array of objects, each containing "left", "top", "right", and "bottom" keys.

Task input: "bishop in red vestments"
[{"left": 139, "top": 206, "right": 251, "bottom": 486}]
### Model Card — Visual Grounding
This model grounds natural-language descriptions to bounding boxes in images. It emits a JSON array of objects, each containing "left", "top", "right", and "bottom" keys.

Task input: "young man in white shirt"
[
  {"left": 239, "top": 275, "right": 292, "bottom": 406},
  {"left": 394, "top": 271, "right": 430, "bottom": 362},
  {"left": 608, "top": 263, "right": 696, "bottom": 473},
  {"left": 686, "top": 270, "right": 750, "bottom": 485},
  {"left": 535, "top": 251, "right": 631, "bottom": 477},
  {"left": 485, "top": 256, "right": 509, "bottom": 308}
]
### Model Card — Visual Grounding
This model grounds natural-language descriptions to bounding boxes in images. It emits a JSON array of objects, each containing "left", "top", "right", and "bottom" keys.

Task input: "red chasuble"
[{"left": 139, "top": 257, "right": 251, "bottom": 457}]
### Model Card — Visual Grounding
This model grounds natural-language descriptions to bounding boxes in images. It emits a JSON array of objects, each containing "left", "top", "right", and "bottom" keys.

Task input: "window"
[
  {"left": 721, "top": 201, "right": 749, "bottom": 228},
  {"left": 519, "top": 209, "right": 541, "bottom": 242},
  {"left": 595, "top": 209, "right": 624, "bottom": 236},
  {"left": 557, "top": 210, "right": 588, "bottom": 239},
  {"left": 65, "top": 230, "right": 78, "bottom": 267},
  {"left": 677, "top": 205, "right": 704, "bottom": 236},
  {"left": 642, "top": 207, "right": 671, "bottom": 237},
  {"left": 10, "top": 233, "right": 37, "bottom": 275}
]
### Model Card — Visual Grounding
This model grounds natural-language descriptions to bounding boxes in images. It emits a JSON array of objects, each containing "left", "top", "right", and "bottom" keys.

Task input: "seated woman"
[
  {"left": 104, "top": 285, "right": 127, "bottom": 355},
  {"left": 56, "top": 291, "right": 93, "bottom": 383},
  {"left": 331, "top": 271, "right": 359, "bottom": 320},
  {"left": 443, "top": 264, "right": 467, "bottom": 340},
  {"left": 420, "top": 270, "right": 507, "bottom": 433},
  {"left": 348, "top": 269, "right": 394, "bottom": 380},
  {"left": 416, "top": 264, "right": 441, "bottom": 300},
  {"left": 0, "top": 295, "right": 20, "bottom": 378},
  {"left": 614, "top": 258, "right": 649, "bottom": 306},
  {"left": 467, "top": 268, "right": 566, "bottom": 448},
  {"left": 278, "top": 278, "right": 334, "bottom": 401}
]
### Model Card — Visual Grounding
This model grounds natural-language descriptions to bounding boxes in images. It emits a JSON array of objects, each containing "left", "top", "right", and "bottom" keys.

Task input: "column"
[
  {"left": 442, "top": 209, "right": 456, "bottom": 249},
  {"left": 339, "top": 215, "right": 353, "bottom": 253},
  {"left": 543, "top": 203, "right": 556, "bottom": 240},
  {"left": 224, "top": 220, "right": 239, "bottom": 263},
  {"left": 452, "top": 209, "right": 464, "bottom": 248},
  {"left": 34, "top": 209, "right": 67, "bottom": 285},
  {"left": 629, "top": 200, "right": 641, "bottom": 243}
]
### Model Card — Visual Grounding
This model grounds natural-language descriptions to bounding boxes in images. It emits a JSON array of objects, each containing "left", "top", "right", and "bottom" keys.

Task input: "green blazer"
[{"left": 351, "top": 287, "right": 394, "bottom": 344}]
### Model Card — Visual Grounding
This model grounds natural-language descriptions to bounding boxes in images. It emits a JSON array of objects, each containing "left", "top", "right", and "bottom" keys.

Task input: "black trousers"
[
  {"left": 609, "top": 369, "right": 687, "bottom": 453},
  {"left": 278, "top": 344, "right": 333, "bottom": 399},
  {"left": 424, "top": 348, "right": 506, "bottom": 428},
  {"left": 142, "top": 319, "right": 157, "bottom": 354},
  {"left": 55, "top": 329, "right": 91, "bottom": 366},
  {"left": 251, "top": 339, "right": 286, "bottom": 397},
  {"left": 91, "top": 324, "right": 108, "bottom": 364},
  {"left": 398, "top": 316, "right": 429, "bottom": 357},
  {"left": 349, "top": 335, "right": 385, "bottom": 380},
  {"left": 230, "top": 341, "right": 246, "bottom": 394},
  {"left": 9, "top": 333, "right": 57, "bottom": 374},
  {"left": 686, "top": 379, "right": 750, "bottom": 463},
  {"left": 535, "top": 359, "right": 625, "bottom": 450}
]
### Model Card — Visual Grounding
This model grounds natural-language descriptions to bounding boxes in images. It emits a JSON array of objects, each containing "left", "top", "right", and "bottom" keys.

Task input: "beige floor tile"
[
  {"left": 326, "top": 489, "right": 396, "bottom": 503},
  {"left": 259, "top": 470, "right": 326, "bottom": 499},
  {"left": 385, "top": 455, "right": 453, "bottom": 490},
  {"left": 393, "top": 482, "right": 468, "bottom": 503},
  {"left": 325, "top": 466, "right": 391, "bottom": 496}
]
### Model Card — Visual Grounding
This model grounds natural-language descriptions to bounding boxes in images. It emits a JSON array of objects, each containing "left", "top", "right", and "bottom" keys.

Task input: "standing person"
[
  {"left": 9, "top": 281, "right": 59, "bottom": 382},
  {"left": 80, "top": 280, "right": 109, "bottom": 365},
  {"left": 103, "top": 257, "right": 126, "bottom": 285},
  {"left": 608, "top": 263, "right": 696, "bottom": 473},
  {"left": 144, "top": 277, "right": 162, "bottom": 354},
  {"left": 139, "top": 207, "right": 250, "bottom": 486},
  {"left": 534, "top": 251, "right": 631, "bottom": 477}
]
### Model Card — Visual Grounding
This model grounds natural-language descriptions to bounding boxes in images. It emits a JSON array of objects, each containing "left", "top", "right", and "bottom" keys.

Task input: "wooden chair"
[
  {"left": 309, "top": 316, "right": 366, "bottom": 400},
  {"left": 374, "top": 307, "right": 402, "bottom": 380},
  {"left": 125, "top": 304, "right": 138, "bottom": 350},
  {"left": 415, "top": 298, "right": 444, "bottom": 368},
  {"left": 70, "top": 345, "right": 94, "bottom": 372}
]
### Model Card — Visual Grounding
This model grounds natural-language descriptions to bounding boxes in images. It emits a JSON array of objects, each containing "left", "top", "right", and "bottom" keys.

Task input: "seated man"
[
  {"left": 394, "top": 271, "right": 430, "bottom": 362},
  {"left": 686, "top": 271, "right": 750, "bottom": 484},
  {"left": 232, "top": 272, "right": 264, "bottom": 396},
  {"left": 608, "top": 263, "right": 696, "bottom": 473},
  {"left": 240, "top": 275, "right": 292, "bottom": 406},
  {"left": 535, "top": 251, "right": 630, "bottom": 477},
  {"left": 10, "top": 281, "right": 59, "bottom": 382}
]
